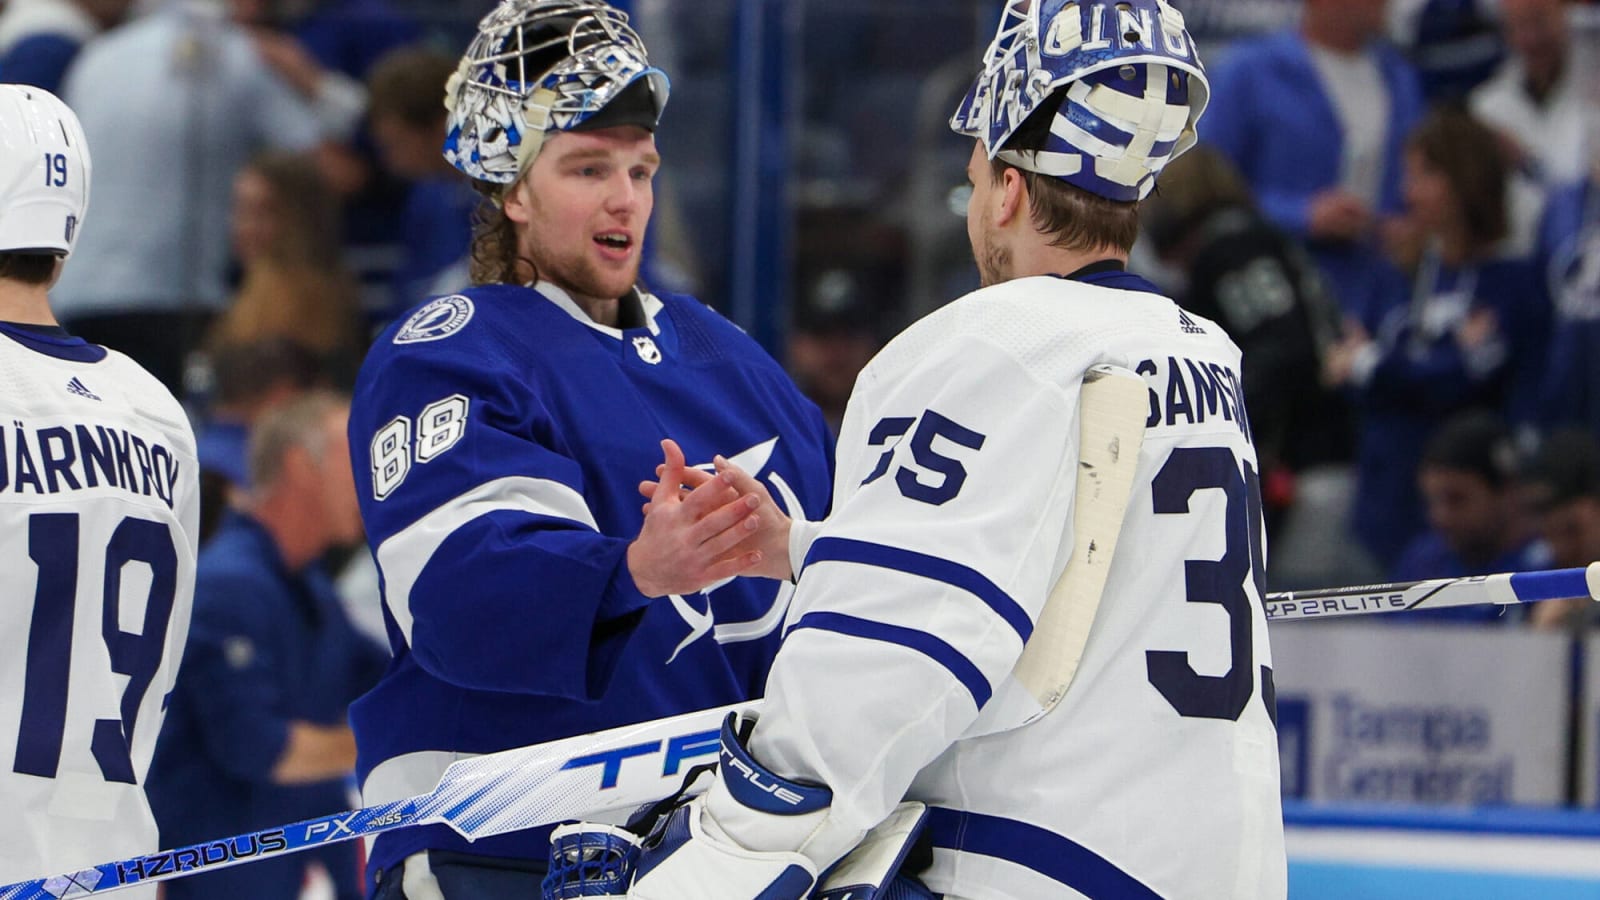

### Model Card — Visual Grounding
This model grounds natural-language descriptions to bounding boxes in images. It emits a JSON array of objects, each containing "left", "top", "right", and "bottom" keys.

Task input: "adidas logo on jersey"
[
  {"left": 65, "top": 376, "right": 100, "bottom": 401},
  {"left": 1177, "top": 311, "right": 1206, "bottom": 335}
]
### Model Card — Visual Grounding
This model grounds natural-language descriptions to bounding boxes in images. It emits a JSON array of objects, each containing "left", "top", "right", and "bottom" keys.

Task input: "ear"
[
  {"left": 502, "top": 178, "right": 532, "bottom": 225},
  {"left": 995, "top": 167, "right": 1027, "bottom": 229}
]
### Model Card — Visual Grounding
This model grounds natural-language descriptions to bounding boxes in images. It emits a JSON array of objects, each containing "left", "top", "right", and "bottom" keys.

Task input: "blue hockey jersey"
[{"left": 347, "top": 282, "right": 834, "bottom": 882}]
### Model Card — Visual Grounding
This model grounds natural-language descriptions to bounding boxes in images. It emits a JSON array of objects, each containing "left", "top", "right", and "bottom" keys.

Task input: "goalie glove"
[
  {"left": 542, "top": 823, "right": 643, "bottom": 899},
  {"left": 626, "top": 711, "right": 849, "bottom": 900}
]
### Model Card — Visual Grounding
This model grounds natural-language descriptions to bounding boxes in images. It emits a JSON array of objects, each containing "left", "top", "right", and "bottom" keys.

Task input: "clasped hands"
[{"left": 625, "top": 439, "right": 794, "bottom": 598}]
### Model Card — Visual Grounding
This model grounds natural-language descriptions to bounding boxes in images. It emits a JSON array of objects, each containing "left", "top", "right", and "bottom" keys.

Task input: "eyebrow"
[{"left": 556, "top": 147, "right": 662, "bottom": 166}]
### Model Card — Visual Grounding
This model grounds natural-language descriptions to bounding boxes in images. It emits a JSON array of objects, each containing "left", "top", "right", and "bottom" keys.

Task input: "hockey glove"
[
  {"left": 542, "top": 823, "right": 643, "bottom": 900},
  {"left": 626, "top": 712, "right": 836, "bottom": 900}
]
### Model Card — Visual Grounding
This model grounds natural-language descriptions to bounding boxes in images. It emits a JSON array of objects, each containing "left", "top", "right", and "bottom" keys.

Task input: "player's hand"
[
  {"left": 628, "top": 440, "right": 765, "bottom": 598},
  {"left": 638, "top": 454, "right": 796, "bottom": 582},
  {"left": 708, "top": 454, "right": 795, "bottom": 581}
]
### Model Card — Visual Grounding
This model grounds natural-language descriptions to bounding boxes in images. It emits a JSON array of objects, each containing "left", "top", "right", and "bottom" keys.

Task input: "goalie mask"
[
  {"left": 0, "top": 85, "right": 89, "bottom": 256},
  {"left": 951, "top": 0, "right": 1208, "bottom": 202},
  {"left": 443, "top": 0, "right": 669, "bottom": 186}
]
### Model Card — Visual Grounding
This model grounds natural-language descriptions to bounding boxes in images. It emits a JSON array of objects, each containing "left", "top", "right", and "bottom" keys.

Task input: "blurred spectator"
[
  {"left": 789, "top": 267, "right": 882, "bottom": 434},
  {"left": 49, "top": 0, "right": 336, "bottom": 392},
  {"left": 205, "top": 150, "right": 366, "bottom": 385},
  {"left": 193, "top": 336, "right": 324, "bottom": 543},
  {"left": 1325, "top": 108, "right": 1549, "bottom": 569},
  {"left": 1470, "top": 0, "right": 1590, "bottom": 188},
  {"left": 273, "top": 0, "right": 418, "bottom": 85},
  {"left": 0, "top": 0, "right": 131, "bottom": 93},
  {"left": 788, "top": 207, "right": 901, "bottom": 432},
  {"left": 148, "top": 390, "right": 386, "bottom": 900},
  {"left": 1534, "top": 154, "right": 1600, "bottom": 430},
  {"left": 1521, "top": 427, "right": 1600, "bottom": 627},
  {"left": 364, "top": 45, "right": 474, "bottom": 322},
  {"left": 1143, "top": 145, "right": 1353, "bottom": 540},
  {"left": 1204, "top": 0, "right": 1425, "bottom": 324},
  {"left": 1389, "top": 410, "right": 1540, "bottom": 622},
  {"left": 263, "top": 0, "right": 423, "bottom": 316},
  {"left": 1390, "top": 0, "right": 1506, "bottom": 102}
]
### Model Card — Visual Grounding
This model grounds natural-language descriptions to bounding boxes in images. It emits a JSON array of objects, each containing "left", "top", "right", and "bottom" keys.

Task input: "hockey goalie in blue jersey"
[
  {"left": 548, "top": 2, "right": 1286, "bottom": 899},
  {"left": 346, "top": 1, "right": 835, "bottom": 896}
]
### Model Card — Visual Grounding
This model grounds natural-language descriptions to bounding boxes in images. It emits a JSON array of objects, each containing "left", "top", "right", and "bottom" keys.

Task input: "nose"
[{"left": 604, "top": 171, "right": 642, "bottom": 215}]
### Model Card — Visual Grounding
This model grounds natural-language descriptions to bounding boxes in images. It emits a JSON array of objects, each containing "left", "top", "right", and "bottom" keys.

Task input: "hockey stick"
[
  {"left": 0, "top": 700, "right": 759, "bottom": 900},
  {"left": 1013, "top": 365, "right": 1147, "bottom": 714},
  {"left": 1262, "top": 563, "right": 1600, "bottom": 621}
]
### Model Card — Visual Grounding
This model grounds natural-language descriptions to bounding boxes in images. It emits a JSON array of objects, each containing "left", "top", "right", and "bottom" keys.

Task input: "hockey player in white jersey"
[
  {"left": 545, "top": 1, "right": 1287, "bottom": 898},
  {"left": 0, "top": 86, "right": 201, "bottom": 896}
]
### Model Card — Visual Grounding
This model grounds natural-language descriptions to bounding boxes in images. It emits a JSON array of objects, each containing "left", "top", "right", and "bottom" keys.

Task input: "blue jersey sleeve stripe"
[
  {"left": 924, "top": 807, "right": 1162, "bottom": 898},
  {"left": 375, "top": 476, "right": 596, "bottom": 644},
  {"left": 790, "top": 611, "right": 992, "bottom": 709},
  {"left": 802, "top": 537, "right": 1032, "bottom": 642}
]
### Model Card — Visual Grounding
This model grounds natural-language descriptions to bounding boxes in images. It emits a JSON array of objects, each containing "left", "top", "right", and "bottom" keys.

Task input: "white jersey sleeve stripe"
[
  {"left": 924, "top": 807, "right": 1162, "bottom": 898},
  {"left": 802, "top": 537, "right": 1033, "bottom": 642},
  {"left": 375, "top": 475, "right": 598, "bottom": 644},
  {"left": 789, "top": 611, "right": 993, "bottom": 708}
]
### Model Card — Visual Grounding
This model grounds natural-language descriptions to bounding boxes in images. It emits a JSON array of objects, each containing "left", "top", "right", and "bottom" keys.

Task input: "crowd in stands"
[{"left": 0, "top": 0, "right": 1594, "bottom": 582}]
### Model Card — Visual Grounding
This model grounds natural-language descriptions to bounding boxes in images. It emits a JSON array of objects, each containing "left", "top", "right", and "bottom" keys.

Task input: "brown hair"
[
  {"left": 0, "top": 253, "right": 59, "bottom": 285},
  {"left": 367, "top": 46, "right": 458, "bottom": 129},
  {"left": 242, "top": 151, "right": 345, "bottom": 269},
  {"left": 989, "top": 93, "right": 1141, "bottom": 254},
  {"left": 1141, "top": 145, "right": 1255, "bottom": 257},
  {"left": 1408, "top": 107, "right": 1509, "bottom": 251},
  {"left": 467, "top": 182, "right": 536, "bottom": 285}
]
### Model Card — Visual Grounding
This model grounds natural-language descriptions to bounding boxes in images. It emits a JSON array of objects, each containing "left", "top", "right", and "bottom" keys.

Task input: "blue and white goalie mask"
[
  {"left": 443, "top": 0, "right": 669, "bottom": 185},
  {"left": 951, "top": 0, "right": 1209, "bottom": 202}
]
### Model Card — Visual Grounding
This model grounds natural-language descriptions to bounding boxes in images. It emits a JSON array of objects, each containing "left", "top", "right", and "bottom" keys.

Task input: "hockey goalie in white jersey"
[
  {"left": 543, "top": 1, "right": 1286, "bottom": 899},
  {"left": 0, "top": 87, "right": 200, "bottom": 895}
]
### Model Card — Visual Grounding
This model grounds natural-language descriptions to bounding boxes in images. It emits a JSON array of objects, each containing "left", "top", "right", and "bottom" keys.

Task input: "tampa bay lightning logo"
[
  {"left": 663, "top": 436, "right": 801, "bottom": 664},
  {"left": 395, "top": 295, "right": 475, "bottom": 344}
]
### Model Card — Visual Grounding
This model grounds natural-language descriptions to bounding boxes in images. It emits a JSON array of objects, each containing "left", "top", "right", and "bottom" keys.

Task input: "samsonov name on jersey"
[
  {"left": 1135, "top": 354, "right": 1255, "bottom": 445},
  {"left": 0, "top": 419, "right": 183, "bottom": 508}
]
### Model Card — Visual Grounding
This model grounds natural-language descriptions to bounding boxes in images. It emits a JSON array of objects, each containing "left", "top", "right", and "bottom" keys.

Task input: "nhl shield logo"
[
  {"left": 633, "top": 335, "right": 662, "bottom": 364},
  {"left": 395, "top": 295, "right": 475, "bottom": 344}
]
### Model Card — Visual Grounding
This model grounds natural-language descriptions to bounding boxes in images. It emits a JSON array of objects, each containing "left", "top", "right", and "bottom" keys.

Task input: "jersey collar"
[{"left": 534, "top": 281, "right": 663, "bottom": 338}]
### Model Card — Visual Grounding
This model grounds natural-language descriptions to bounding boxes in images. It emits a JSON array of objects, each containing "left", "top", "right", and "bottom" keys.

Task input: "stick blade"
[{"left": 416, "top": 700, "right": 754, "bottom": 838}]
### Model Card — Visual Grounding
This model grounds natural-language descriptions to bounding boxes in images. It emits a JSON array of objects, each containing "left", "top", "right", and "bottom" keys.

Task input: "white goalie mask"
[
  {"left": 0, "top": 85, "right": 90, "bottom": 256},
  {"left": 443, "top": 0, "right": 669, "bottom": 186},
  {"left": 950, "top": 0, "right": 1209, "bottom": 202}
]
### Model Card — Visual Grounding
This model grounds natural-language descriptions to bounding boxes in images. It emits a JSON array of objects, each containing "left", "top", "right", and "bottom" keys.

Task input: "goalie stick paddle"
[
  {"left": 0, "top": 700, "right": 758, "bottom": 900},
  {"left": 1013, "top": 365, "right": 1147, "bottom": 714},
  {"left": 1262, "top": 562, "right": 1600, "bottom": 621}
]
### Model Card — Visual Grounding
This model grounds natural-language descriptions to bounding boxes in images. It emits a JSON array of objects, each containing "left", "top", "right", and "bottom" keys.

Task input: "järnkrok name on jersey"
[{"left": 0, "top": 418, "right": 183, "bottom": 508}]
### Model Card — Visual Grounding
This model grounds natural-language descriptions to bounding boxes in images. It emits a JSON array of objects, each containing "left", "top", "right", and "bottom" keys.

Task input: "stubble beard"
[
  {"left": 527, "top": 242, "right": 640, "bottom": 302},
  {"left": 977, "top": 241, "right": 1010, "bottom": 288}
]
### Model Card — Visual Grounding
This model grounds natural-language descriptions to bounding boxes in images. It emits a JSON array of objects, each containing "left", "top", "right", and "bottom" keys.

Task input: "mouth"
[{"left": 594, "top": 232, "right": 633, "bottom": 253}]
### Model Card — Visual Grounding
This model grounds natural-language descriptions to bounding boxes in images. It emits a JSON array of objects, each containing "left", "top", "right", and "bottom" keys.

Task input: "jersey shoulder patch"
[{"left": 394, "top": 294, "right": 476, "bottom": 344}]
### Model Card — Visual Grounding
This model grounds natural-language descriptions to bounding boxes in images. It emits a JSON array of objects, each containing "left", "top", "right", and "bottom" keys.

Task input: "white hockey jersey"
[
  {"left": 754, "top": 271, "right": 1286, "bottom": 899},
  {"left": 0, "top": 325, "right": 199, "bottom": 894}
]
